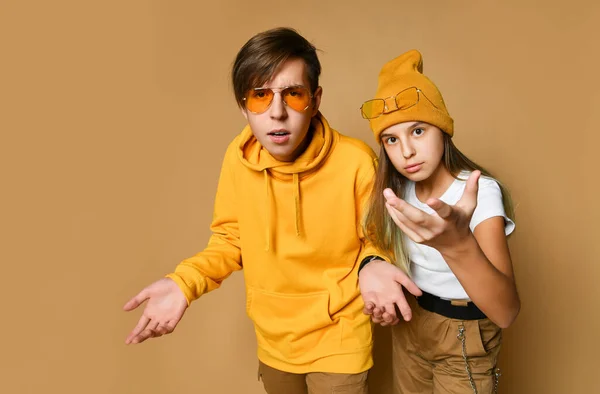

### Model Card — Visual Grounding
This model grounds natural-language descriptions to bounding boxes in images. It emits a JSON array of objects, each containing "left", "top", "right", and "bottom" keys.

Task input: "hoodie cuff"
[{"left": 164, "top": 273, "right": 198, "bottom": 306}]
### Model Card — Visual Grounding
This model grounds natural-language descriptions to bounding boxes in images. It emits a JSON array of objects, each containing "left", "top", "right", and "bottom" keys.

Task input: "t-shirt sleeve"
[{"left": 470, "top": 177, "right": 515, "bottom": 236}]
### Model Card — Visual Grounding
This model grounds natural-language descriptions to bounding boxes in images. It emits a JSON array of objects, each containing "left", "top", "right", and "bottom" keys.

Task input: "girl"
[{"left": 357, "top": 50, "right": 520, "bottom": 394}]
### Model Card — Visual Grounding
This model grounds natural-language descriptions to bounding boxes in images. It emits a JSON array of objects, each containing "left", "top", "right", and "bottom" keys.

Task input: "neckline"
[{"left": 409, "top": 171, "right": 468, "bottom": 207}]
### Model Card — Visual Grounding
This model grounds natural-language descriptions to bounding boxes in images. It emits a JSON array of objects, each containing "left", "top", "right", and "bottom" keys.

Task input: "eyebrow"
[
  {"left": 408, "top": 122, "right": 427, "bottom": 129},
  {"left": 380, "top": 122, "right": 427, "bottom": 140},
  {"left": 254, "top": 84, "right": 306, "bottom": 90}
]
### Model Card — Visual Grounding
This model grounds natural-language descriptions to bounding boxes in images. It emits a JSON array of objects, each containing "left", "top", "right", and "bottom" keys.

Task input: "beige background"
[{"left": 1, "top": 1, "right": 598, "bottom": 393}]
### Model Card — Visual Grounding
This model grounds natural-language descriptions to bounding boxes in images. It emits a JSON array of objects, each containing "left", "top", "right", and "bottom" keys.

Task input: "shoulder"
[
  {"left": 455, "top": 171, "right": 502, "bottom": 196},
  {"left": 220, "top": 129, "right": 247, "bottom": 167},
  {"left": 456, "top": 170, "right": 498, "bottom": 185},
  {"left": 478, "top": 174, "right": 502, "bottom": 192},
  {"left": 223, "top": 136, "right": 239, "bottom": 160},
  {"left": 328, "top": 132, "right": 378, "bottom": 189},
  {"left": 335, "top": 132, "right": 378, "bottom": 161},
  {"left": 459, "top": 171, "right": 515, "bottom": 235}
]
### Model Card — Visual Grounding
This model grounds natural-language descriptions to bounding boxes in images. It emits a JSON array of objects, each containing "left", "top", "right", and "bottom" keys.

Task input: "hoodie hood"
[{"left": 236, "top": 111, "right": 334, "bottom": 176}]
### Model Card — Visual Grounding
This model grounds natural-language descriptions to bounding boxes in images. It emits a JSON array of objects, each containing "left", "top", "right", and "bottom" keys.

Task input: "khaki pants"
[
  {"left": 392, "top": 295, "right": 502, "bottom": 394},
  {"left": 258, "top": 361, "right": 369, "bottom": 394}
]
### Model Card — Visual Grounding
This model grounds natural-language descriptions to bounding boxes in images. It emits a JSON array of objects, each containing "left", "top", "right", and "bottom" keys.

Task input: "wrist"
[
  {"left": 438, "top": 233, "right": 479, "bottom": 262},
  {"left": 358, "top": 255, "right": 383, "bottom": 275}
]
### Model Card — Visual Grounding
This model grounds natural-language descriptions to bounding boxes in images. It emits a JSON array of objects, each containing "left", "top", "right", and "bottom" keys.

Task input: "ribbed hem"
[{"left": 257, "top": 345, "right": 373, "bottom": 374}]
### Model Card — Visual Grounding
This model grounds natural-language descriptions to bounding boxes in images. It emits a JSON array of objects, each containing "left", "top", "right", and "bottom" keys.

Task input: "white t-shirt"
[{"left": 403, "top": 171, "right": 515, "bottom": 300}]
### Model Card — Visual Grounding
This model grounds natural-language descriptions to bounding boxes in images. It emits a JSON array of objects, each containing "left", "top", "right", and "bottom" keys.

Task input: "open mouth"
[
  {"left": 268, "top": 130, "right": 291, "bottom": 144},
  {"left": 268, "top": 130, "right": 290, "bottom": 136}
]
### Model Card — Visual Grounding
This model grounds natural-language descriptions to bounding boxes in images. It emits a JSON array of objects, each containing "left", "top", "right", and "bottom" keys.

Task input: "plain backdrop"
[{"left": 1, "top": 1, "right": 598, "bottom": 393}]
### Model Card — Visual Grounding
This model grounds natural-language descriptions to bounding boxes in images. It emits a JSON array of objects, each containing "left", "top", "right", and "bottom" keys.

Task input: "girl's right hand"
[{"left": 383, "top": 171, "right": 481, "bottom": 254}]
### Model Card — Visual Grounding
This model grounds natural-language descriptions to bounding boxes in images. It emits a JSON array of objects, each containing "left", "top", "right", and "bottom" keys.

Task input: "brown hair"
[
  {"left": 363, "top": 133, "right": 515, "bottom": 274},
  {"left": 231, "top": 27, "right": 321, "bottom": 108}
]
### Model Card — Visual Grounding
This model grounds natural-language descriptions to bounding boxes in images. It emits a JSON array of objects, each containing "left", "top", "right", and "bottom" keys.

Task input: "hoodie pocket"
[{"left": 247, "top": 287, "right": 334, "bottom": 359}]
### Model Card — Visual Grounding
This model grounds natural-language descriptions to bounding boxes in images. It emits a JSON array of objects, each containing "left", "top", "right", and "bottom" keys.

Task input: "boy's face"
[{"left": 241, "top": 58, "right": 322, "bottom": 162}]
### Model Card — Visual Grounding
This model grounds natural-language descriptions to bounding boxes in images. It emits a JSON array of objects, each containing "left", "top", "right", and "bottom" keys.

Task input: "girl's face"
[{"left": 381, "top": 121, "right": 446, "bottom": 182}]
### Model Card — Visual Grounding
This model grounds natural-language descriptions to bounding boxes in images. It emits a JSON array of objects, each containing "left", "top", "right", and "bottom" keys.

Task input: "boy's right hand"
[
  {"left": 359, "top": 260, "right": 422, "bottom": 326},
  {"left": 123, "top": 278, "right": 188, "bottom": 344}
]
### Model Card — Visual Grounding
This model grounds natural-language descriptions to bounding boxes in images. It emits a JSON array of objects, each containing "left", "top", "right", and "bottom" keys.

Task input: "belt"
[{"left": 417, "top": 291, "right": 487, "bottom": 320}]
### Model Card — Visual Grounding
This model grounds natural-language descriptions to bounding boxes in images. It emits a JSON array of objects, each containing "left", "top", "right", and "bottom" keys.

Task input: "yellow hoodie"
[{"left": 166, "top": 113, "right": 382, "bottom": 374}]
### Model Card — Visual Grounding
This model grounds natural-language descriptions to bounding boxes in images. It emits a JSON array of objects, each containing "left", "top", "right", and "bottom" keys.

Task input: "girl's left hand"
[{"left": 384, "top": 171, "right": 480, "bottom": 253}]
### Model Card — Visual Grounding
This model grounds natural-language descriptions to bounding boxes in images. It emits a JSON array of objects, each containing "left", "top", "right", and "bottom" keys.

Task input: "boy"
[{"left": 123, "top": 27, "right": 416, "bottom": 394}]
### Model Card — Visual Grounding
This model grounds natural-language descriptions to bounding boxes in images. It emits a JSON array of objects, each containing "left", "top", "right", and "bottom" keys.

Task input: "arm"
[
  {"left": 355, "top": 158, "right": 388, "bottom": 263},
  {"left": 384, "top": 171, "right": 520, "bottom": 328},
  {"left": 438, "top": 217, "right": 519, "bottom": 328},
  {"left": 123, "top": 144, "right": 243, "bottom": 344},
  {"left": 355, "top": 157, "right": 421, "bottom": 325},
  {"left": 166, "top": 148, "right": 242, "bottom": 303}
]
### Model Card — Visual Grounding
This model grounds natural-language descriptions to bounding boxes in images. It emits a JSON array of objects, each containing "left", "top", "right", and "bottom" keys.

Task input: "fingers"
[
  {"left": 373, "top": 300, "right": 414, "bottom": 323},
  {"left": 140, "top": 321, "right": 160, "bottom": 340},
  {"left": 383, "top": 188, "right": 399, "bottom": 200},
  {"left": 467, "top": 170, "right": 481, "bottom": 189},
  {"left": 384, "top": 190, "right": 426, "bottom": 224},
  {"left": 364, "top": 299, "right": 390, "bottom": 325},
  {"left": 393, "top": 271, "right": 422, "bottom": 297},
  {"left": 123, "top": 289, "right": 149, "bottom": 311},
  {"left": 379, "top": 282, "right": 413, "bottom": 322},
  {"left": 458, "top": 170, "right": 480, "bottom": 213},
  {"left": 125, "top": 315, "right": 150, "bottom": 344},
  {"left": 128, "top": 320, "right": 164, "bottom": 344},
  {"left": 125, "top": 316, "right": 175, "bottom": 344},
  {"left": 370, "top": 303, "right": 402, "bottom": 326},
  {"left": 371, "top": 315, "right": 384, "bottom": 324},
  {"left": 426, "top": 198, "right": 453, "bottom": 219},
  {"left": 372, "top": 306, "right": 383, "bottom": 319},
  {"left": 155, "top": 324, "right": 168, "bottom": 336},
  {"left": 385, "top": 203, "right": 425, "bottom": 243},
  {"left": 370, "top": 306, "right": 385, "bottom": 324},
  {"left": 156, "top": 320, "right": 176, "bottom": 336},
  {"left": 383, "top": 192, "right": 437, "bottom": 243},
  {"left": 395, "top": 299, "right": 413, "bottom": 322},
  {"left": 375, "top": 309, "right": 400, "bottom": 327},
  {"left": 132, "top": 330, "right": 155, "bottom": 344},
  {"left": 380, "top": 304, "right": 398, "bottom": 325},
  {"left": 382, "top": 315, "right": 401, "bottom": 326},
  {"left": 369, "top": 302, "right": 412, "bottom": 325},
  {"left": 383, "top": 190, "right": 413, "bottom": 220},
  {"left": 363, "top": 301, "right": 376, "bottom": 316}
]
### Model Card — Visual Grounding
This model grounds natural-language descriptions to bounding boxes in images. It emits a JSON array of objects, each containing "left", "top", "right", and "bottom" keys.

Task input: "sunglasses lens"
[
  {"left": 245, "top": 89, "right": 274, "bottom": 113},
  {"left": 361, "top": 100, "right": 385, "bottom": 119},
  {"left": 245, "top": 87, "right": 312, "bottom": 113},
  {"left": 282, "top": 87, "right": 311, "bottom": 112},
  {"left": 396, "top": 87, "right": 419, "bottom": 110}
]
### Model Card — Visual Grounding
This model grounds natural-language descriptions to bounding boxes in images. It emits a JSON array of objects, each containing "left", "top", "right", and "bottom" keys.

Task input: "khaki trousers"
[
  {"left": 392, "top": 295, "right": 502, "bottom": 394},
  {"left": 258, "top": 361, "right": 369, "bottom": 394}
]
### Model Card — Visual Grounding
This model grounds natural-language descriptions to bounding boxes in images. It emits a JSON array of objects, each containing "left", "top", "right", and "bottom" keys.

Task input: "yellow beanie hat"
[{"left": 365, "top": 50, "right": 454, "bottom": 140}]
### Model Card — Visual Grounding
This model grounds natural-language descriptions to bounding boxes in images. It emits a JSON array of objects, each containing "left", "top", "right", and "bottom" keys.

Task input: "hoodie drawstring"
[
  {"left": 264, "top": 169, "right": 271, "bottom": 251},
  {"left": 293, "top": 173, "right": 300, "bottom": 236}
]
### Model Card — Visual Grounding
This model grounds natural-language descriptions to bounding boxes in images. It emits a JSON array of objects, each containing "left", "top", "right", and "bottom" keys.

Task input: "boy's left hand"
[{"left": 359, "top": 260, "right": 422, "bottom": 326}]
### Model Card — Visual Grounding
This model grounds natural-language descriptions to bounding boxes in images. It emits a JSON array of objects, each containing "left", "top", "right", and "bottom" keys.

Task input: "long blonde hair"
[{"left": 363, "top": 133, "right": 515, "bottom": 274}]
